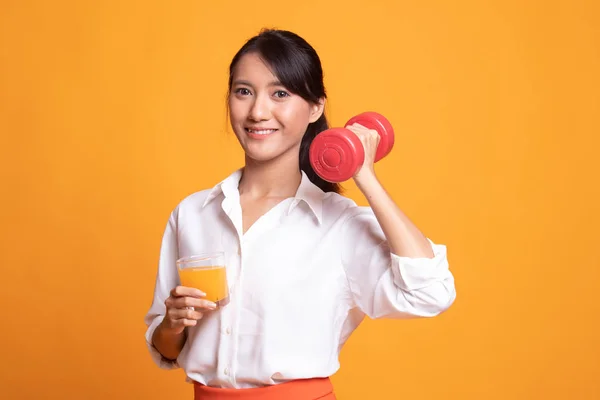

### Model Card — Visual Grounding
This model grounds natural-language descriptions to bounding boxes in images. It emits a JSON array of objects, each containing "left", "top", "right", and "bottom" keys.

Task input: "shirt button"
[
  {"left": 225, "top": 327, "right": 231, "bottom": 334},
  {"left": 224, "top": 367, "right": 229, "bottom": 375}
]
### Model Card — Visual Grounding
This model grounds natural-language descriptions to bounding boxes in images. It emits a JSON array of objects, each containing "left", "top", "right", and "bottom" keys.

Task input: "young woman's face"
[{"left": 228, "top": 52, "right": 323, "bottom": 163}]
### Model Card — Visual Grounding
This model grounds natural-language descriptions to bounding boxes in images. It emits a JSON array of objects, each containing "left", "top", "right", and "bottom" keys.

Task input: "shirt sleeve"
[
  {"left": 143, "top": 210, "right": 181, "bottom": 369},
  {"left": 340, "top": 206, "right": 456, "bottom": 319}
]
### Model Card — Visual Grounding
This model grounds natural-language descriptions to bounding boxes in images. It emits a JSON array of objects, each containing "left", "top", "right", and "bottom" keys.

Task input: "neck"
[{"left": 239, "top": 150, "right": 302, "bottom": 199}]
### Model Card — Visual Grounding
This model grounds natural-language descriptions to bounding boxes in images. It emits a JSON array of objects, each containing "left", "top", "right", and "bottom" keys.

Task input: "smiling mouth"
[{"left": 245, "top": 128, "right": 278, "bottom": 135}]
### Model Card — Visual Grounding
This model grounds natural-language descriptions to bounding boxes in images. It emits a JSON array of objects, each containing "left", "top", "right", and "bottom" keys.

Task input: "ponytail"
[{"left": 299, "top": 114, "right": 342, "bottom": 194}]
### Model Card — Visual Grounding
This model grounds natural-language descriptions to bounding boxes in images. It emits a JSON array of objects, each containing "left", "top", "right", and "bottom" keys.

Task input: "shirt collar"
[
  {"left": 201, "top": 169, "right": 243, "bottom": 208},
  {"left": 289, "top": 170, "right": 324, "bottom": 224},
  {"left": 201, "top": 169, "right": 324, "bottom": 224}
]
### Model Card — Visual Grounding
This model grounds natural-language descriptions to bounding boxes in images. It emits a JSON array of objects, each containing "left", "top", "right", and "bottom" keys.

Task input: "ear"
[{"left": 308, "top": 98, "right": 326, "bottom": 123}]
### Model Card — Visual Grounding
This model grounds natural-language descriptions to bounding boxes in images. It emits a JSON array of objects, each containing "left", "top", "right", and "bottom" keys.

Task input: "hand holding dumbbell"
[{"left": 309, "top": 112, "right": 395, "bottom": 183}]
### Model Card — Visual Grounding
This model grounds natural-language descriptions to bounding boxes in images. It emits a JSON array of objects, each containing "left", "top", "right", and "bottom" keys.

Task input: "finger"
[
  {"left": 168, "top": 307, "right": 205, "bottom": 321},
  {"left": 348, "top": 126, "right": 380, "bottom": 146},
  {"left": 174, "top": 296, "right": 217, "bottom": 311},
  {"left": 181, "top": 319, "right": 199, "bottom": 327},
  {"left": 346, "top": 122, "right": 367, "bottom": 130},
  {"left": 346, "top": 125, "right": 377, "bottom": 141},
  {"left": 165, "top": 297, "right": 213, "bottom": 311},
  {"left": 170, "top": 286, "right": 205, "bottom": 298},
  {"left": 168, "top": 318, "right": 199, "bottom": 330},
  {"left": 344, "top": 124, "right": 363, "bottom": 134},
  {"left": 345, "top": 126, "right": 366, "bottom": 140},
  {"left": 371, "top": 130, "right": 381, "bottom": 143}
]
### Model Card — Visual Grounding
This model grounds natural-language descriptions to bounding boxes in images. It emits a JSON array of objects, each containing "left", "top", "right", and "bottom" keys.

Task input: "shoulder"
[
  {"left": 321, "top": 191, "right": 374, "bottom": 225},
  {"left": 166, "top": 169, "right": 241, "bottom": 219},
  {"left": 179, "top": 188, "right": 214, "bottom": 209},
  {"left": 165, "top": 187, "right": 216, "bottom": 223}
]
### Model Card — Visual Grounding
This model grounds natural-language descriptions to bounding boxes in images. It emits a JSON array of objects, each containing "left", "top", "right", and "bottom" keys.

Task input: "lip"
[{"left": 245, "top": 127, "right": 278, "bottom": 140}]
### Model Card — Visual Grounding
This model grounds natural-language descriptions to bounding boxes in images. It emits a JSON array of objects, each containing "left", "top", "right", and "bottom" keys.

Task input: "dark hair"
[{"left": 227, "top": 29, "right": 341, "bottom": 194}]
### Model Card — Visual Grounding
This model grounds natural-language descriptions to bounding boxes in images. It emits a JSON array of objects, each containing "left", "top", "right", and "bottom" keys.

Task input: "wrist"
[
  {"left": 152, "top": 319, "right": 186, "bottom": 360},
  {"left": 155, "top": 318, "right": 184, "bottom": 342},
  {"left": 354, "top": 169, "right": 380, "bottom": 194}
]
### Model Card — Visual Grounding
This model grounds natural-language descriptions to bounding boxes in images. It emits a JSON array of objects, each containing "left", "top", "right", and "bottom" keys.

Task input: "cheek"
[
  {"left": 277, "top": 102, "right": 311, "bottom": 131},
  {"left": 228, "top": 99, "right": 246, "bottom": 123}
]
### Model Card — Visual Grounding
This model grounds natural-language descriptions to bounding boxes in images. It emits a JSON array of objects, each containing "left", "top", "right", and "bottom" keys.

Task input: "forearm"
[
  {"left": 356, "top": 172, "right": 434, "bottom": 258},
  {"left": 151, "top": 321, "right": 187, "bottom": 361}
]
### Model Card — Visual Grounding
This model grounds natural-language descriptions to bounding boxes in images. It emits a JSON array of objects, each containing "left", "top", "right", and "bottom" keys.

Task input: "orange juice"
[{"left": 178, "top": 265, "right": 229, "bottom": 307}]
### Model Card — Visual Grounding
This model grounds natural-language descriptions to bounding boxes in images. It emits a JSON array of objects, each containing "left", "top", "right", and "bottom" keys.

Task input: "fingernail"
[
  {"left": 196, "top": 289, "right": 206, "bottom": 297},
  {"left": 208, "top": 302, "right": 217, "bottom": 309}
]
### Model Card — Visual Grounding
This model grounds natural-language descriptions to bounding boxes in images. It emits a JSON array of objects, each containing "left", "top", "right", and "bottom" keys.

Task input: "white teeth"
[{"left": 247, "top": 129, "right": 277, "bottom": 135}]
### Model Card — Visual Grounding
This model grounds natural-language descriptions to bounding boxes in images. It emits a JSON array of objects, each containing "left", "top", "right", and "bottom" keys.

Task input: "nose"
[{"left": 248, "top": 93, "right": 271, "bottom": 121}]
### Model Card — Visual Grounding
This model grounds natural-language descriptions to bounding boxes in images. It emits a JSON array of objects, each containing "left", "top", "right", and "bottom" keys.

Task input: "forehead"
[{"left": 232, "top": 52, "right": 279, "bottom": 85}]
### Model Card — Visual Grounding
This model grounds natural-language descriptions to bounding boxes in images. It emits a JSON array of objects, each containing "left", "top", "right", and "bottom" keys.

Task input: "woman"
[{"left": 144, "top": 28, "right": 456, "bottom": 399}]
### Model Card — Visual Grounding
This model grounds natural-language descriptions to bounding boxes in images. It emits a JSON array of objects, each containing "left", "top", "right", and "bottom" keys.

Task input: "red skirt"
[{"left": 193, "top": 377, "right": 336, "bottom": 399}]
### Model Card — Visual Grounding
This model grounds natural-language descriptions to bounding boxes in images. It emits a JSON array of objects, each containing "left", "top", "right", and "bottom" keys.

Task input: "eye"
[
  {"left": 234, "top": 88, "right": 252, "bottom": 96},
  {"left": 274, "top": 90, "right": 290, "bottom": 98}
]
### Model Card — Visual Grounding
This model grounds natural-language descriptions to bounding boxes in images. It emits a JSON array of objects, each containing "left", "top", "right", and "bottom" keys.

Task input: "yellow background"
[{"left": 1, "top": 1, "right": 599, "bottom": 399}]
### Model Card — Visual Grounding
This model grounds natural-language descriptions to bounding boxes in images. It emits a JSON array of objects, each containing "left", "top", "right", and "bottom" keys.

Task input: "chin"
[
  {"left": 238, "top": 140, "right": 278, "bottom": 162},
  {"left": 243, "top": 142, "right": 300, "bottom": 165},
  {"left": 244, "top": 149, "right": 282, "bottom": 163}
]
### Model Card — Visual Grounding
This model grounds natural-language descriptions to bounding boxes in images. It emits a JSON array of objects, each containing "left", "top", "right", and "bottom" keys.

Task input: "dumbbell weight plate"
[
  {"left": 309, "top": 127, "right": 365, "bottom": 183},
  {"left": 345, "top": 112, "right": 395, "bottom": 162}
]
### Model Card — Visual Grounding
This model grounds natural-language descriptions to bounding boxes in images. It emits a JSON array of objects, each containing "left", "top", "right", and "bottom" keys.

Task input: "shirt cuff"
[
  {"left": 390, "top": 240, "right": 451, "bottom": 291},
  {"left": 145, "top": 315, "right": 180, "bottom": 370}
]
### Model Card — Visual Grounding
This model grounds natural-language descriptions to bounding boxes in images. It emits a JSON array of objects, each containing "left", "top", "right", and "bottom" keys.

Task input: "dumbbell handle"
[
  {"left": 309, "top": 112, "right": 395, "bottom": 183},
  {"left": 345, "top": 112, "right": 394, "bottom": 162}
]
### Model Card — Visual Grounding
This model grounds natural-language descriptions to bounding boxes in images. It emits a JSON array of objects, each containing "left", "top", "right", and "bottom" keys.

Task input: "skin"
[{"left": 152, "top": 52, "right": 434, "bottom": 361}]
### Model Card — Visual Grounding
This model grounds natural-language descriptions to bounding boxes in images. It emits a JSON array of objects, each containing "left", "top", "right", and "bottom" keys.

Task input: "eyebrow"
[{"left": 232, "top": 79, "right": 283, "bottom": 87}]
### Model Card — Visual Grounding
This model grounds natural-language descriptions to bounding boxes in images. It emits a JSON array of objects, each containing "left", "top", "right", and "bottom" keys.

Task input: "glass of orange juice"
[{"left": 176, "top": 252, "right": 230, "bottom": 308}]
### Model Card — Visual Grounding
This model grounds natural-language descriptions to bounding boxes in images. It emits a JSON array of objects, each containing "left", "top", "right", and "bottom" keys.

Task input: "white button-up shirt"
[{"left": 144, "top": 169, "right": 456, "bottom": 388}]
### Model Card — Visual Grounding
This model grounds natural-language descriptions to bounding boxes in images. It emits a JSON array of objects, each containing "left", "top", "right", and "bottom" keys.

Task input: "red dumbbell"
[{"left": 309, "top": 112, "right": 395, "bottom": 183}]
